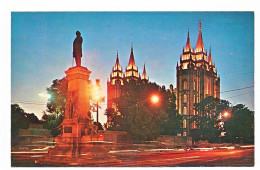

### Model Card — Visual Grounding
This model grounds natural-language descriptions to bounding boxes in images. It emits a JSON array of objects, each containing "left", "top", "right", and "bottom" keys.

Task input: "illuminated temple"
[
  {"left": 107, "top": 46, "right": 149, "bottom": 109},
  {"left": 176, "top": 21, "right": 220, "bottom": 136}
]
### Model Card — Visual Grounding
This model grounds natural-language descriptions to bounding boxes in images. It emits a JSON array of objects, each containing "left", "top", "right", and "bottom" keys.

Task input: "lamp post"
[
  {"left": 92, "top": 79, "right": 102, "bottom": 140},
  {"left": 219, "top": 111, "right": 230, "bottom": 137}
]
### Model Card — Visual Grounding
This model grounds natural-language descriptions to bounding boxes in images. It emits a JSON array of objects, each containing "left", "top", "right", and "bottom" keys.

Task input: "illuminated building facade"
[
  {"left": 107, "top": 46, "right": 149, "bottom": 109},
  {"left": 176, "top": 21, "right": 220, "bottom": 136}
]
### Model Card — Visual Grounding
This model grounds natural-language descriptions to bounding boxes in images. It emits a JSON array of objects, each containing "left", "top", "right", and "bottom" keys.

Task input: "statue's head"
[{"left": 76, "top": 31, "right": 81, "bottom": 37}]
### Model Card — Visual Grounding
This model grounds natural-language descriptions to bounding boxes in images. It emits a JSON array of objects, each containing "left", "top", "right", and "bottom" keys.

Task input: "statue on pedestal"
[{"left": 73, "top": 31, "right": 83, "bottom": 66}]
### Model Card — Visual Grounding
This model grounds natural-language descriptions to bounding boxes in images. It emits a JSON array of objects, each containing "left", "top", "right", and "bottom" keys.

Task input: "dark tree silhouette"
[
  {"left": 11, "top": 104, "right": 40, "bottom": 143},
  {"left": 46, "top": 77, "right": 68, "bottom": 117},
  {"left": 44, "top": 77, "right": 68, "bottom": 137},
  {"left": 191, "top": 96, "right": 231, "bottom": 143},
  {"left": 224, "top": 104, "right": 254, "bottom": 144},
  {"left": 107, "top": 79, "right": 180, "bottom": 141}
]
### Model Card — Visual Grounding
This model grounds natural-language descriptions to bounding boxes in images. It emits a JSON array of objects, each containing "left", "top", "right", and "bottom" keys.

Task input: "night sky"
[{"left": 11, "top": 12, "right": 254, "bottom": 124}]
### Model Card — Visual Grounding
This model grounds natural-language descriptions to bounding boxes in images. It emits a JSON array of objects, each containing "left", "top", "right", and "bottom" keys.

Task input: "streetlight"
[
  {"left": 136, "top": 94, "right": 160, "bottom": 116},
  {"left": 223, "top": 112, "right": 229, "bottom": 118},
  {"left": 151, "top": 95, "right": 159, "bottom": 104},
  {"left": 219, "top": 111, "right": 230, "bottom": 137},
  {"left": 91, "top": 79, "right": 102, "bottom": 140},
  {"left": 137, "top": 94, "right": 160, "bottom": 107}
]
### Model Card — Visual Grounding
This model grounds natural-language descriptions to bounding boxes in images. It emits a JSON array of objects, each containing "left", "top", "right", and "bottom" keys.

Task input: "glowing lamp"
[
  {"left": 92, "top": 86, "right": 101, "bottom": 101},
  {"left": 223, "top": 112, "right": 229, "bottom": 117},
  {"left": 151, "top": 95, "right": 159, "bottom": 104}
]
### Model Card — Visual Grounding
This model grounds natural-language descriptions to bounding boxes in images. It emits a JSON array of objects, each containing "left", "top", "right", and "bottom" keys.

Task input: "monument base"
[
  {"left": 50, "top": 132, "right": 104, "bottom": 157},
  {"left": 37, "top": 140, "right": 119, "bottom": 166}
]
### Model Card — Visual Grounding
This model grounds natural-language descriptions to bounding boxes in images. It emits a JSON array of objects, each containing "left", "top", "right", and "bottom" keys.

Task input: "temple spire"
[
  {"left": 113, "top": 51, "right": 122, "bottom": 71},
  {"left": 125, "top": 45, "right": 139, "bottom": 80},
  {"left": 195, "top": 20, "right": 205, "bottom": 53},
  {"left": 116, "top": 51, "right": 119, "bottom": 64},
  {"left": 110, "top": 51, "right": 123, "bottom": 85},
  {"left": 208, "top": 46, "right": 212, "bottom": 65},
  {"left": 141, "top": 63, "right": 148, "bottom": 81},
  {"left": 185, "top": 29, "right": 191, "bottom": 52},
  {"left": 127, "top": 44, "right": 137, "bottom": 69}
]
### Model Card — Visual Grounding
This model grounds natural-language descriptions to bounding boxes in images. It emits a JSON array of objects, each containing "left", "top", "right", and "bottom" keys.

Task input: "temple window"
[
  {"left": 183, "top": 80, "right": 188, "bottom": 90},
  {"left": 183, "top": 106, "right": 187, "bottom": 115},
  {"left": 183, "top": 94, "right": 187, "bottom": 103},
  {"left": 183, "top": 119, "right": 187, "bottom": 128}
]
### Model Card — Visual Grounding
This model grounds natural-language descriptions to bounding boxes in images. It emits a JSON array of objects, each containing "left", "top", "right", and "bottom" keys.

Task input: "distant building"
[
  {"left": 176, "top": 21, "right": 220, "bottom": 136},
  {"left": 107, "top": 45, "right": 149, "bottom": 110}
]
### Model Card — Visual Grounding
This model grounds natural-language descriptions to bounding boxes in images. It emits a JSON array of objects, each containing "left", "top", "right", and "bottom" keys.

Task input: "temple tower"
[
  {"left": 176, "top": 21, "right": 220, "bottom": 136},
  {"left": 107, "top": 46, "right": 150, "bottom": 112},
  {"left": 107, "top": 52, "right": 124, "bottom": 109},
  {"left": 125, "top": 45, "right": 139, "bottom": 81}
]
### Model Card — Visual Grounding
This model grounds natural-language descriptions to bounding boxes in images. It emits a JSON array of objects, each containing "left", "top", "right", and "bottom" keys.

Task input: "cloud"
[{"left": 38, "top": 92, "right": 51, "bottom": 99}]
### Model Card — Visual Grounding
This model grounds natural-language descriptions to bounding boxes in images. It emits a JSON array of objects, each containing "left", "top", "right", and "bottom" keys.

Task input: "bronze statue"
[{"left": 73, "top": 31, "right": 83, "bottom": 66}]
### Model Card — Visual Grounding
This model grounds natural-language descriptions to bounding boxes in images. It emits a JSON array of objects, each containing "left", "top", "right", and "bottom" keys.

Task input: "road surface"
[{"left": 12, "top": 145, "right": 254, "bottom": 167}]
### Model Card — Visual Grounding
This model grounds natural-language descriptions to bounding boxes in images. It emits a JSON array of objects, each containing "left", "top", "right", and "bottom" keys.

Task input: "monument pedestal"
[
  {"left": 61, "top": 66, "right": 92, "bottom": 139},
  {"left": 49, "top": 66, "right": 100, "bottom": 158}
]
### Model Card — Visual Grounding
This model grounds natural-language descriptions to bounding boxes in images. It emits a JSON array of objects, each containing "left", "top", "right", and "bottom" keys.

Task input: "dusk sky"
[{"left": 11, "top": 12, "right": 254, "bottom": 124}]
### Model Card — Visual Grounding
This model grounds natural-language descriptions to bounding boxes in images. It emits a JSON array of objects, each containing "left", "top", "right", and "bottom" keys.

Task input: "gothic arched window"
[
  {"left": 183, "top": 106, "right": 187, "bottom": 115},
  {"left": 183, "top": 119, "right": 187, "bottom": 128},
  {"left": 183, "top": 94, "right": 187, "bottom": 103},
  {"left": 183, "top": 80, "right": 188, "bottom": 90}
]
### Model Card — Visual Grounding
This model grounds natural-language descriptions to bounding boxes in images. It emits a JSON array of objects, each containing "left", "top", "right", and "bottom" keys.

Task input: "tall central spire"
[
  {"left": 127, "top": 44, "right": 137, "bottom": 70},
  {"left": 185, "top": 30, "right": 191, "bottom": 52},
  {"left": 195, "top": 20, "right": 205, "bottom": 53},
  {"left": 125, "top": 44, "right": 139, "bottom": 80}
]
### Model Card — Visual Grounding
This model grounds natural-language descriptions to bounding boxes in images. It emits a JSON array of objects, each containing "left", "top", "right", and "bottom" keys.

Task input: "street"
[{"left": 11, "top": 145, "right": 254, "bottom": 167}]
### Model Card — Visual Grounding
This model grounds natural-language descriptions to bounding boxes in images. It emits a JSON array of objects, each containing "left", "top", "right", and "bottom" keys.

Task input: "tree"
[
  {"left": 191, "top": 96, "right": 231, "bottom": 143},
  {"left": 46, "top": 78, "right": 68, "bottom": 117},
  {"left": 26, "top": 113, "right": 41, "bottom": 124},
  {"left": 108, "top": 80, "right": 179, "bottom": 141},
  {"left": 191, "top": 115, "right": 220, "bottom": 142},
  {"left": 11, "top": 104, "right": 29, "bottom": 142},
  {"left": 44, "top": 77, "right": 68, "bottom": 137},
  {"left": 105, "top": 108, "right": 122, "bottom": 130},
  {"left": 160, "top": 89, "right": 182, "bottom": 135},
  {"left": 42, "top": 112, "right": 63, "bottom": 137},
  {"left": 11, "top": 104, "right": 40, "bottom": 143},
  {"left": 224, "top": 104, "right": 254, "bottom": 144}
]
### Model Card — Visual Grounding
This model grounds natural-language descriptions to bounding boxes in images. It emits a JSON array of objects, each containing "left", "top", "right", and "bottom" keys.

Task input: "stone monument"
[
  {"left": 50, "top": 31, "right": 98, "bottom": 158},
  {"left": 36, "top": 32, "right": 118, "bottom": 165}
]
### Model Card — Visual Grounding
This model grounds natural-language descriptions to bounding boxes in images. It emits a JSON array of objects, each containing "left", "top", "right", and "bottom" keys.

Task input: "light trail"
[
  {"left": 109, "top": 150, "right": 139, "bottom": 153},
  {"left": 240, "top": 145, "right": 254, "bottom": 148},
  {"left": 219, "top": 146, "right": 235, "bottom": 149}
]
